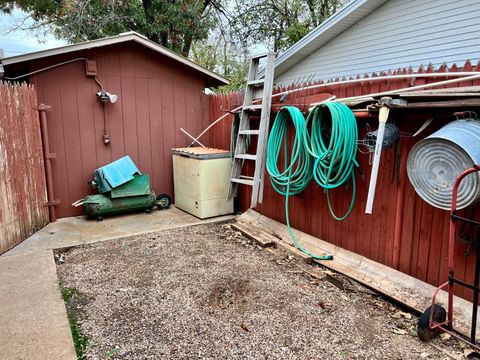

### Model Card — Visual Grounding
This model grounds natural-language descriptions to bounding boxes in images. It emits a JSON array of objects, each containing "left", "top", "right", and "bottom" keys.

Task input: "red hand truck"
[{"left": 418, "top": 165, "right": 480, "bottom": 347}]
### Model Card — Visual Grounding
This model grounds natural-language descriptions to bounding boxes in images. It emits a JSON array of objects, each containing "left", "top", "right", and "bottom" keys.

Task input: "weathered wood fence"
[
  {"left": 208, "top": 61, "right": 480, "bottom": 301},
  {"left": 0, "top": 82, "right": 48, "bottom": 254}
]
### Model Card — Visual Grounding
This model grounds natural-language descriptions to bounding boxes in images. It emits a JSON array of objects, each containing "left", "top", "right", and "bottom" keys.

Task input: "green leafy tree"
[
  {"left": 191, "top": 34, "right": 249, "bottom": 92},
  {"left": 1, "top": 0, "right": 349, "bottom": 88},
  {"left": 0, "top": 0, "right": 217, "bottom": 56},
  {"left": 220, "top": 0, "right": 347, "bottom": 52}
]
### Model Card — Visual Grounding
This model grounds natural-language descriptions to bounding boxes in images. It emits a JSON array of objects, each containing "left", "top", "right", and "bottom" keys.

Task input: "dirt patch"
[
  {"left": 56, "top": 222, "right": 468, "bottom": 359},
  {"left": 205, "top": 276, "right": 251, "bottom": 310}
]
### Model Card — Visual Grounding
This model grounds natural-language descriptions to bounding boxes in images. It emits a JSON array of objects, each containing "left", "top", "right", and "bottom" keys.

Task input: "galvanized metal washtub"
[{"left": 407, "top": 118, "right": 480, "bottom": 210}]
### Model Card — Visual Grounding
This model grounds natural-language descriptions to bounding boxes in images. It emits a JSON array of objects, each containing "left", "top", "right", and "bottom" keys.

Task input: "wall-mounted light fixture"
[{"left": 96, "top": 90, "right": 118, "bottom": 104}]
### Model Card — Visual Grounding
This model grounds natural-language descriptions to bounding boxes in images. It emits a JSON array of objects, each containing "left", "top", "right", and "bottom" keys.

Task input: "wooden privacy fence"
[
  {"left": 208, "top": 61, "right": 480, "bottom": 301},
  {"left": 0, "top": 82, "right": 48, "bottom": 254}
]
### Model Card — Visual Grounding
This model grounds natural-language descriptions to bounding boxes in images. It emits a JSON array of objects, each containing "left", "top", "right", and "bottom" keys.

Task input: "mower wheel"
[
  {"left": 156, "top": 193, "right": 171, "bottom": 210},
  {"left": 417, "top": 304, "right": 447, "bottom": 341}
]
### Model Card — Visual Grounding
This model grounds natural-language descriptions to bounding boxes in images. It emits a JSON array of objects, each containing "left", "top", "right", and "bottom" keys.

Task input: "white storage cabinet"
[{"left": 172, "top": 147, "right": 233, "bottom": 219}]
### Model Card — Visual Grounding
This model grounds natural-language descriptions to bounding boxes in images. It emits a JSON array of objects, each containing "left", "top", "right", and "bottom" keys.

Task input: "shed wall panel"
[
  {"left": 276, "top": 0, "right": 480, "bottom": 85},
  {"left": 30, "top": 43, "right": 208, "bottom": 218}
]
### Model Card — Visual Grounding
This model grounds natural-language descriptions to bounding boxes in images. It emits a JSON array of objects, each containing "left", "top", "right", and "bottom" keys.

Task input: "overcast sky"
[{"left": 0, "top": 8, "right": 66, "bottom": 57}]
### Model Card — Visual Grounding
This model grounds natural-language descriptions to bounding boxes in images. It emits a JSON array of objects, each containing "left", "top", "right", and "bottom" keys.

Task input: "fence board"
[
  {"left": 208, "top": 61, "right": 480, "bottom": 301},
  {"left": 0, "top": 82, "right": 48, "bottom": 254}
]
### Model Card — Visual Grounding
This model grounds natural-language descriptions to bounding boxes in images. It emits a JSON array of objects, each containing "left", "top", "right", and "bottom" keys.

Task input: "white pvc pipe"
[{"left": 365, "top": 106, "right": 389, "bottom": 214}]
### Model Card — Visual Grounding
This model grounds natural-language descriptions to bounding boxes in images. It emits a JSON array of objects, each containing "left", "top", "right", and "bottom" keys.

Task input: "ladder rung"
[
  {"left": 243, "top": 104, "right": 263, "bottom": 111},
  {"left": 247, "top": 79, "right": 264, "bottom": 87},
  {"left": 238, "top": 130, "right": 260, "bottom": 135},
  {"left": 235, "top": 154, "right": 257, "bottom": 160},
  {"left": 239, "top": 175, "right": 254, "bottom": 180},
  {"left": 231, "top": 178, "right": 254, "bottom": 186}
]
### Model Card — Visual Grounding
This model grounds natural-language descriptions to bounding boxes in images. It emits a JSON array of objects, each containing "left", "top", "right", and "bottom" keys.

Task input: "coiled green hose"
[
  {"left": 266, "top": 106, "right": 313, "bottom": 196},
  {"left": 266, "top": 104, "right": 359, "bottom": 260},
  {"left": 303, "top": 103, "right": 359, "bottom": 220}
]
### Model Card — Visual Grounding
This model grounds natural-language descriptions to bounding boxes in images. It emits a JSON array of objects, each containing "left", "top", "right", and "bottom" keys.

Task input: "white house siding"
[{"left": 275, "top": 0, "right": 480, "bottom": 86}]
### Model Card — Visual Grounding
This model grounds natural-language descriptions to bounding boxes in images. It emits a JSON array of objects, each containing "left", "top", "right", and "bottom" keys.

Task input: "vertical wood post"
[{"left": 35, "top": 104, "right": 59, "bottom": 222}]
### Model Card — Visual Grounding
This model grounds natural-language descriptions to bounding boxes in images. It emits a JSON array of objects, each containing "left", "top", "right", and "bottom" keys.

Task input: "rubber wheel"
[
  {"left": 417, "top": 304, "right": 447, "bottom": 341},
  {"left": 156, "top": 193, "right": 171, "bottom": 210}
]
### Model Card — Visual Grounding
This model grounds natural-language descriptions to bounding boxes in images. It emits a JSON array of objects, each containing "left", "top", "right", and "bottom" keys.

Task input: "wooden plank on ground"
[
  {"left": 233, "top": 221, "right": 313, "bottom": 263},
  {"left": 231, "top": 222, "right": 275, "bottom": 247},
  {"left": 235, "top": 209, "right": 480, "bottom": 339}
]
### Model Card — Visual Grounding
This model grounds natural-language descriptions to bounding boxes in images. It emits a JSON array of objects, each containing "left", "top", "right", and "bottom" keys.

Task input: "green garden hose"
[
  {"left": 303, "top": 103, "right": 359, "bottom": 220},
  {"left": 266, "top": 106, "right": 331, "bottom": 260},
  {"left": 266, "top": 104, "right": 359, "bottom": 260}
]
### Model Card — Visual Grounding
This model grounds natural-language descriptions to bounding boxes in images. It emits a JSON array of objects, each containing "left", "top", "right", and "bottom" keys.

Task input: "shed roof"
[
  {"left": 274, "top": 0, "right": 388, "bottom": 78},
  {"left": 1, "top": 31, "right": 228, "bottom": 87}
]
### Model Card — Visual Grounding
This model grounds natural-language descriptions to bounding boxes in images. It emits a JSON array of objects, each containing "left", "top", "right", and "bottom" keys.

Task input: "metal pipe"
[
  {"left": 312, "top": 73, "right": 480, "bottom": 106},
  {"left": 471, "top": 239, "right": 480, "bottom": 342},
  {"left": 35, "top": 104, "right": 58, "bottom": 222},
  {"left": 4, "top": 58, "right": 88, "bottom": 80},
  {"left": 280, "top": 72, "right": 480, "bottom": 101},
  {"left": 448, "top": 165, "right": 480, "bottom": 328},
  {"left": 352, "top": 111, "right": 377, "bottom": 119},
  {"left": 190, "top": 72, "right": 480, "bottom": 146},
  {"left": 181, "top": 128, "right": 205, "bottom": 147},
  {"left": 429, "top": 281, "right": 450, "bottom": 330},
  {"left": 102, "top": 103, "right": 110, "bottom": 144}
]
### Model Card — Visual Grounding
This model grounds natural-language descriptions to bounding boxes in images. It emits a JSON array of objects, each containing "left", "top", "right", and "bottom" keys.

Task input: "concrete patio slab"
[
  {"left": 0, "top": 206, "right": 235, "bottom": 359},
  {"left": 4, "top": 206, "right": 235, "bottom": 256},
  {"left": 0, "top": 249, "right": 76, "bottom": 360}
]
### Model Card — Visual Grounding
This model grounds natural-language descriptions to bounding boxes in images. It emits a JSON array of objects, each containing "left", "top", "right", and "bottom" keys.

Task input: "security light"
[{"left": 96, "top": 90, "right": 118, "bottom": 104}]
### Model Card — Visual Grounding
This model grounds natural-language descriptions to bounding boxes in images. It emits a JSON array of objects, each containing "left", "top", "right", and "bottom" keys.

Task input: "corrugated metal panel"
[
  {"left": 30, "top": 42, "right": 211, "bottom": 218},
  {"left": 0, "top": 82, "right": 49, "bottom": 254},
  {"left": 276, "top": 0, "right": 480, "bottom": 86},
  {"left": 209, "top": 62, "right": 480, "bottom": 302}
]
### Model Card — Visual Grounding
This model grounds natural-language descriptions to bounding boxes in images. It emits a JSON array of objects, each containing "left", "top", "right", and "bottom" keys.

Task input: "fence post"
[{"left": 35, "top": 103, "right": 59, "bottom": 222}]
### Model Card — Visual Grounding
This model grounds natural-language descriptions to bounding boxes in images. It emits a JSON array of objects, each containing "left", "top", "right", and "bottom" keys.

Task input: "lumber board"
[
  {"left": 236, "top": 209, "right": 480, "bottom": 339},
  {"left": 390, "top": 98, "right": 480, "bottom": 108},
  {"left": 399, "top": 92, "right": 480, "bottom": 98},
  {"left": 231, "top": 222, "right": 275, "bottom": 247},
  {"left": 272, "top": 238, "right": 314, "bottom": 264},
  {"left": 398, "top": 86, "right": 480, "bottom": 94}
]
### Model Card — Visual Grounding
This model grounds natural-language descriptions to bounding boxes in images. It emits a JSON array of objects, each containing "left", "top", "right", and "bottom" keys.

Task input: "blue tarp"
[{"left": 94, "top": 156, "right": 141, "bottom": 193}]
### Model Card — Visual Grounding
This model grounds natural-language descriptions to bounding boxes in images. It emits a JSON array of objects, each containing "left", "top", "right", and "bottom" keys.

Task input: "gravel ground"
[{"left": 56, "top": 222, "right": 470, "bottom": 360}]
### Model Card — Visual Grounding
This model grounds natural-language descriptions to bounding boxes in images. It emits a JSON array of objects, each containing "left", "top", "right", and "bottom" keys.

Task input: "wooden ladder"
[{"left": 228, "top": 52, "right": 276, "bottom": 208}]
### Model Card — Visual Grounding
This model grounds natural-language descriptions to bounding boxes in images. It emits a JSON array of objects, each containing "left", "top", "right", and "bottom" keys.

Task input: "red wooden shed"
[{"left": 1, "top": 32, "right": 228, "bottom": 218}]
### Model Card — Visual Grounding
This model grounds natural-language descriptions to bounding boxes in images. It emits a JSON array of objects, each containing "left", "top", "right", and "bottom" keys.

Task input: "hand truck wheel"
[{"left": 417, "top": 304, "right": 447, "bottom": 341}]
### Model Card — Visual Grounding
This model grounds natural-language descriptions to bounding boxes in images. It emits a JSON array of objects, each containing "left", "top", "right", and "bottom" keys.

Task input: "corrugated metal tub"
[{"left": 407, "top": 118, "right": 480, "bottom": 210}]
